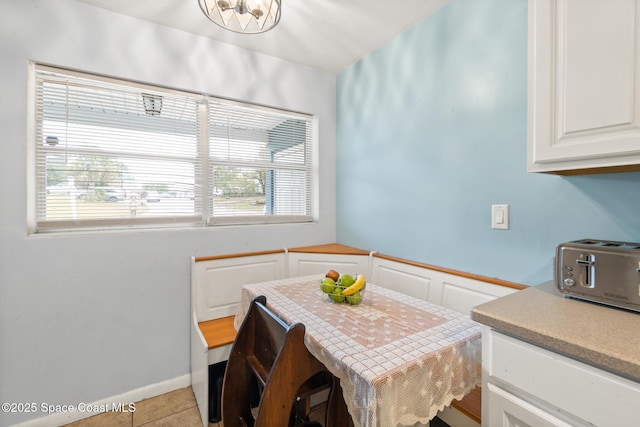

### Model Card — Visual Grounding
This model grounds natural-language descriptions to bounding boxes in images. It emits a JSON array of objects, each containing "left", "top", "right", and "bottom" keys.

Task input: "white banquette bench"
[{"left": 191, "top": 244, "right": 526, "bottom": 427}]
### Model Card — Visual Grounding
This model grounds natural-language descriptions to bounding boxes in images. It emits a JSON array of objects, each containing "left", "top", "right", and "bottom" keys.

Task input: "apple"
[
  {"left": 325, "top": 269, "right": 340, "bottom": 282},
  {"left": 320, "top": 277, "right": 337, "bottom": 294}
]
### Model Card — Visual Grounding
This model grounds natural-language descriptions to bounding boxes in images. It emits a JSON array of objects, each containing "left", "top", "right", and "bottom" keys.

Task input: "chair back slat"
[
  {"left": 248, "top": 299, "right": 288, "bottom": 385},
  {"left": 246, "top": 355, "right": 268, "bottom": 388}
]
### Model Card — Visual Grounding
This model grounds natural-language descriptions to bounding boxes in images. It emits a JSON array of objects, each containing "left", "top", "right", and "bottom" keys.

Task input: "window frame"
[{"left": 27, "top": 63, "right": 317, "bottom": 234}]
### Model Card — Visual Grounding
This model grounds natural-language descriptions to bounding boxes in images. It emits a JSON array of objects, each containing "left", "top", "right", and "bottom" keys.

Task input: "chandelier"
[{"left": 198, "top": 0, "right": 282, "bottom": 34}]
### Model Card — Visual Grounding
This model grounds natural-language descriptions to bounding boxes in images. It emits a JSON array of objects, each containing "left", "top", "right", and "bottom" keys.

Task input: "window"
[{"left": 30, "top": 64, "right": 315, "bottom": 233}]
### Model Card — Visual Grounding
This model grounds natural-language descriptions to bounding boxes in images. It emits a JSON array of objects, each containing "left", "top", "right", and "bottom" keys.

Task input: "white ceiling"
[{"left": 75, "top": 0, "right": 449, "bottom": 74}]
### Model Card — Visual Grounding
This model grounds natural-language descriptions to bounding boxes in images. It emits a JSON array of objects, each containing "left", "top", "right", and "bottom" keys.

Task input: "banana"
[{"left": 342, "top": 274, "right": 365, "bottom": 296}]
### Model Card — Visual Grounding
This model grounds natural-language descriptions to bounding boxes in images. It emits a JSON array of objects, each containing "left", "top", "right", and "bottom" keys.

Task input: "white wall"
[{"left": 0, "top": 1, "right": 336, "bottom": 425}]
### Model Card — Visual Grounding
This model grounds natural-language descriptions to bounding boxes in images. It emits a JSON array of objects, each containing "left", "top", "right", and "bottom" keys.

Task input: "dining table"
[{"left": 234, "top": 274, "right": 482, "bottom": 427}]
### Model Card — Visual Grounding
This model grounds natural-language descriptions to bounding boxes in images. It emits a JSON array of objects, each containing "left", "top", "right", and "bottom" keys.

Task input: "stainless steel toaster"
[{"left": 556, "top": 239, "right": 640, "bottom": 312}]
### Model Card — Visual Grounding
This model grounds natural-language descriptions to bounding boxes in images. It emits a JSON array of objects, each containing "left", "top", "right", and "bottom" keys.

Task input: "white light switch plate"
[{"left": 492, "top": 204, "right": 509, "bottom": 229}]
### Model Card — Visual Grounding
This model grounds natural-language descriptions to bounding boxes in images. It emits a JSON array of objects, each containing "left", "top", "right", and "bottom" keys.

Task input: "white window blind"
[
  {"left": 207, "top": 102, "right": 313, "bottom": 224},
  {"left": 31, "top": 64, "right": 315, "bottom": 233}
]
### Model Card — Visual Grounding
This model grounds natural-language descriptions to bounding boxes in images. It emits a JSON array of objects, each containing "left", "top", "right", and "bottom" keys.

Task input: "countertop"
[{"left": 471, "top": 281, "right": 640, "bottom": 383}]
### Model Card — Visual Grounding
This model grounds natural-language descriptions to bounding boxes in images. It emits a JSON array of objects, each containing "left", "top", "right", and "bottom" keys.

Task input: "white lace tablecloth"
[{"left": 235, "top": 275, "right": 482, "bottom": 427}]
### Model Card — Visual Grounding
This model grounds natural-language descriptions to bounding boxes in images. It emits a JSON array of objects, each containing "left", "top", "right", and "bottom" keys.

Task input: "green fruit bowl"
[{"left": 336, "top": 288, "right": 366, "bottom": 305}]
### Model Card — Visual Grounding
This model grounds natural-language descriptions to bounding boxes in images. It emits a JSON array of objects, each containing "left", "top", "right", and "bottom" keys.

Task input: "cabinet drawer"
[
  {"left": 486, "top": 329, "right": 640, "bottom": 427},
  {"left": 486, "top": 383, "right": 577, "bottom": 427}
]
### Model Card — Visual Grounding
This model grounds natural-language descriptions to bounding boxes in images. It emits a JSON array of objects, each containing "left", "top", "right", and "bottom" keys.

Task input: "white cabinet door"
[
  {"left": 482, "top": 327, "right": 640, "bottom": 427},
  {"left": 528, "top": 0, "right": 640, "bottom": 174},
  {"left": 370, "top": 257, "right": 517, "bottom": 313},
  {"left": 192, "top": 253, "right": 287, "bottom": 321},
  {"left": 486, "top": 383, "right": 577, "bottom": 427},
  {"left": 287, "top": 252, "right": 370, "bottom": 277},
  {"left": 370, "top": 258, "right": 432, "bottom": 301}
]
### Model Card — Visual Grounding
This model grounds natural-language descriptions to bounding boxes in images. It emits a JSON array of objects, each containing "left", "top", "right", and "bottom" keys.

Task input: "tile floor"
[
  {"left": 61, "top": 387, "right": 451, "bottom": 427},
  {"left": 62, "top": 387, "right": 204, "bottom": 427}
]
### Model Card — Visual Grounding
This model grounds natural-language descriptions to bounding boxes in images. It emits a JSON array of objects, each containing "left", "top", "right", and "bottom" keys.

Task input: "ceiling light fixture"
[{"left": 198, "top": 0, "right": 281, "bottom": 34}]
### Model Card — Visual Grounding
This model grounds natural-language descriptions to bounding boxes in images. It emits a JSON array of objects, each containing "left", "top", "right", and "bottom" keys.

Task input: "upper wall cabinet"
[{"left": 528, "top": 0, "right": 640, "bottom": 175}]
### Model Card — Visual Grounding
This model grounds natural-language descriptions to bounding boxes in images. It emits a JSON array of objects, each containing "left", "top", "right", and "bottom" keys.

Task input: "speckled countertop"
[{"left": 471, "top": 280, "right": 640, "bottom": 383}]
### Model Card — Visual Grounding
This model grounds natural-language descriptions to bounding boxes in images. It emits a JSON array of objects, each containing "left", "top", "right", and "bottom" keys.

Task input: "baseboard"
[{"left": 12, "top": 374, "right": 191, "bottom": 427}]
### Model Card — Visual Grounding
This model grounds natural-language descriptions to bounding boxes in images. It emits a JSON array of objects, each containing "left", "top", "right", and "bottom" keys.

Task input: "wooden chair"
[{"left": 222, "top": 295, "right": 351, "bottom": 427}]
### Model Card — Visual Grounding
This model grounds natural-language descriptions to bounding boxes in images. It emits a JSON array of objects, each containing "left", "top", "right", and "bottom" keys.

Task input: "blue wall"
[{"left": 336, "top": 0, "right": 640, "bottom": 285}]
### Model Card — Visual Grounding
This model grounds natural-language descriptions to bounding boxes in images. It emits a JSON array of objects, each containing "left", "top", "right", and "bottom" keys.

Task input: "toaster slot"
[
  {"left": 575, "top": 239, "right": 601, "bottom": 245},
  {"left": 576, "top": 253, "right": 596, "bottom": 288}
]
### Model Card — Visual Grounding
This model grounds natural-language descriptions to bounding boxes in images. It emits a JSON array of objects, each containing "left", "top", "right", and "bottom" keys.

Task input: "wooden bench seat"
[
  {"left": 198, "top": 315, "right": 237, "bottom": 349},
  {"left": 451, "top": 386, "right": 481, "bottom": 424}
]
